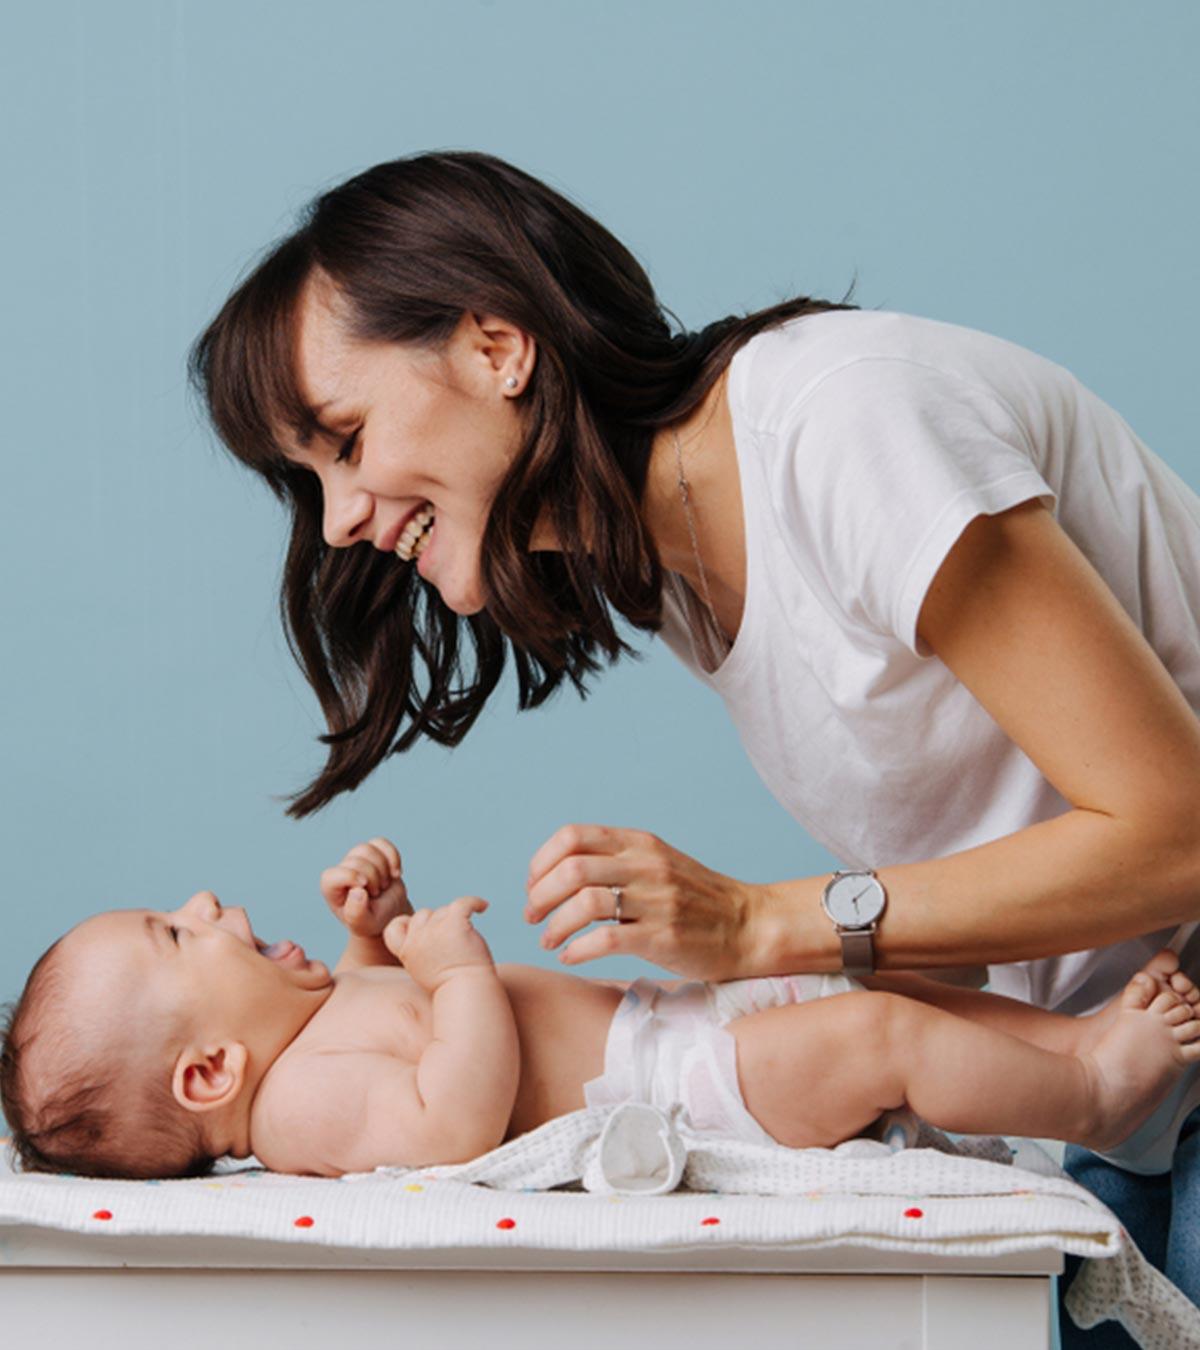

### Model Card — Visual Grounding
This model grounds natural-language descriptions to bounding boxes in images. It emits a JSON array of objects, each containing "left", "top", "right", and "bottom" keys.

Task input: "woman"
[{"left": 191, "top": 150, "right": 1200, "bottom": 1338}]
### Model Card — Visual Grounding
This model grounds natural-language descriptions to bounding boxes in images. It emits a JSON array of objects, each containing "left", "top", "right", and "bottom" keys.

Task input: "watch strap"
[{"left": 838, "top": 926, "right": 877, "bottom": 979}]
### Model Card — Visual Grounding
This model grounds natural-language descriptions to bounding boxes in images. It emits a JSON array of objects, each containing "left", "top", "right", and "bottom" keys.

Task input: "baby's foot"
[
  {"left": 1080, "top": 956, "right": 1200, "bottom": 1153},
  {"left": 1075, "top": 949, "right": 1187, "bottom": 1055}
]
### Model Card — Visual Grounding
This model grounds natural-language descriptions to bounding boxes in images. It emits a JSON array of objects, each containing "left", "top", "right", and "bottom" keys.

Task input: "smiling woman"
[
  {"left": 191, "top": 148, "right": 1200, "bottom": 1311},
  {"left": 286, "top": 277, "right": 537, "bottom": 614},
  {"left": 189, "top": 150, "right": 851, "bottom": 816}
]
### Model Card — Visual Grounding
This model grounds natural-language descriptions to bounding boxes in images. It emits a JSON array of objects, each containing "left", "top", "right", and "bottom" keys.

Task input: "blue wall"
[{"left": 2, "top": 0, "right": 1198, "bottom": 1015}]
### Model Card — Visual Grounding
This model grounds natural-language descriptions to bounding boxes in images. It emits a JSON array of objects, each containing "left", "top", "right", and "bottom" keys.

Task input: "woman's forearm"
[{"left": 752, "top": 805, "right": 1200, "bottom": 975}]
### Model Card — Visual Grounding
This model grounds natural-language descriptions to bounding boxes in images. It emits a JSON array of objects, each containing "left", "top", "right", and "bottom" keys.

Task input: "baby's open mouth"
[
  {"left": 395, "top": 503, "right": 435, "bottom": 561},
  {"left": 255, "top": 937, "right": 303, "bottom": 963}
]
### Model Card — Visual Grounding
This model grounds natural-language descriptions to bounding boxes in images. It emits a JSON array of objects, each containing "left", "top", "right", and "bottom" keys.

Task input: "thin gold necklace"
[{"left": 672, "top": 426, "right": 724, "bottom": 640}]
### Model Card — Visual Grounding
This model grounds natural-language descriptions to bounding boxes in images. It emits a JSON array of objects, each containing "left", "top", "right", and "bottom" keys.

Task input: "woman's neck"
[{"left": 643, "top": 368, "right": 747, "bottom": 642}]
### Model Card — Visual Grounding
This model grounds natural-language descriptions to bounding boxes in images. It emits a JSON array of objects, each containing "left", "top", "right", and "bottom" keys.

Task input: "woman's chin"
[
  {"left": 441, "top": 588, "right": 487, "bottom": 616},
  {"left": 422, "top": 546, "right": 487, "bottom": 614}
]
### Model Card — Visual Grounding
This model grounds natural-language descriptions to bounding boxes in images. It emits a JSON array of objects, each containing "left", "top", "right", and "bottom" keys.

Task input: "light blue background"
[
  {"left": 2, "top": 0, "right": 1198, "bottom": 1017},
  {"left": 2, "top": 8, "right": 1198, "bottom": 1342}
]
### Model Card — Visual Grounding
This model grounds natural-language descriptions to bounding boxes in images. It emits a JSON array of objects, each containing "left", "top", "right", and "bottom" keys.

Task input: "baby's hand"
[
  {"left": 322, "top": 837, "right": 412, "bottom": 939},
  {"left": 383, "top": 897, "right": 495, "bottom": 991}
]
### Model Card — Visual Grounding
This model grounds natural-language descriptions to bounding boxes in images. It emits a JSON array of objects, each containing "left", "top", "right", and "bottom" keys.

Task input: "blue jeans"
[{"left": 1058, "top": 1107, "right": 1200, "bottom": 1347}]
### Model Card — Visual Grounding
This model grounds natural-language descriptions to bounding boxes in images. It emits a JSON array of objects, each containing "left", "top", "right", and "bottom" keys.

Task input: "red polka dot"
[
  {"left": 700, "top": 1216, "right": 720, "bottom": 1226},
  {"left": 294, "top": 1216, "right": 314, "bottom": 1229},
  {"left": 904, "top": 1207, "right": 924, "bottom": 1219},
  {"left": 496, "top": 1217, "right": 516, "bottom": 1230},
  {"left": 92, "top": 1209, "right": 112, "bottom": 1222}
]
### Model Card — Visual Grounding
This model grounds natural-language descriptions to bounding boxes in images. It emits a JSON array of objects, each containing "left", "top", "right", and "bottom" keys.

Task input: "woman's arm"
[
  {"left": 528, "top": 502, "right": 1200, "bottom": 976},
  {"left": 761, "top": 499, "right": 1200, "bottom": 972}
]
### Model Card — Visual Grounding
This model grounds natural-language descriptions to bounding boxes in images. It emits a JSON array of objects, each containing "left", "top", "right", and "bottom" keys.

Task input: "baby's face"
[{"left": 64, "top": 892, "right": 333, "bottom": 1042}]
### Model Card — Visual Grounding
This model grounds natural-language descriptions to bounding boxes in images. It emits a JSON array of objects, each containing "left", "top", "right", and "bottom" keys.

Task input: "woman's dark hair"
[{"left": 190, "top": 150, "right": 855, "bottom": 815}]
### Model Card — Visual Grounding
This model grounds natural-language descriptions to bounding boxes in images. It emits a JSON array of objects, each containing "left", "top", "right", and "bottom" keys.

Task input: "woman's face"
[{"left": 287, "top": 277, "right": 537, "bottom": 615}]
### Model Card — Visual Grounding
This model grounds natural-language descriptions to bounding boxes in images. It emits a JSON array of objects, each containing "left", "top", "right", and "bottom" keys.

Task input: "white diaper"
[{"left": 583, "top": 973, "right": 861, "bottom": 1146}]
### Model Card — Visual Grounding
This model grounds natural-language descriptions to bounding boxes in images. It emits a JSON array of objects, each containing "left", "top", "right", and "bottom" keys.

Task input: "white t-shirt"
[{"left": 658, "top": 310, "right": 1200, "bottom": 1014}]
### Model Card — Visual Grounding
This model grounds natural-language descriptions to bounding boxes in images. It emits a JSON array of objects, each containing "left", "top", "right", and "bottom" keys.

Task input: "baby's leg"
[
  {"left": 728, "top": 972, "right": 1200, "bottom": 1150},
  {"left": 726, "top": 993, "right": 909, "bottom": 1147},
  {"left": 860, "top": 973, "right": 1084, "bottom": 1053},
  {"left": 865, "top": 950, "right": 1199, "bottom": 1057}
]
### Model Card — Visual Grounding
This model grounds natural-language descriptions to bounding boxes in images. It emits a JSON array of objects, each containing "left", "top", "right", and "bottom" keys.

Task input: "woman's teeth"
[{"left": 395, "top": 505, "right": 435, "bottom": 561}]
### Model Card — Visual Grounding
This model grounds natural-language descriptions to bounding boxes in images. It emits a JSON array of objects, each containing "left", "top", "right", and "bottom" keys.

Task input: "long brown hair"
[{"left": 190, "top": 151, "right": 854, "bottom": 816}]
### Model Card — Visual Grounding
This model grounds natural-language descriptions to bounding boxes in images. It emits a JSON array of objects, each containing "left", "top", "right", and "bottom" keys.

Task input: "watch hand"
[{"left": 851, "top": 886, "right": 871, "bottom": 904}]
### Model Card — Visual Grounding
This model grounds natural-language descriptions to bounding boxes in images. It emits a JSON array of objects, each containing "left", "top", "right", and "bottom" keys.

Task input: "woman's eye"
[
  {"left": 168, "top": 925, "right": 180, "bottom": 944},
  {"left": 335, "top": 430, "right": 360, "bottom": 464}
]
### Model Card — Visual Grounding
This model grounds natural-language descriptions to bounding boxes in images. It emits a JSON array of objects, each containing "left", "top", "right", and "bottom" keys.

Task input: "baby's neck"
[{"left": 203, "top": 981, "right": 336, "bottom": 1160}]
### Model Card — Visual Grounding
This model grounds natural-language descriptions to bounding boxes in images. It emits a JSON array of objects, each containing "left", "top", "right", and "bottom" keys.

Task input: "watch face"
[{"left": 823, "top": 873, "right": 885, "bottom": 928}]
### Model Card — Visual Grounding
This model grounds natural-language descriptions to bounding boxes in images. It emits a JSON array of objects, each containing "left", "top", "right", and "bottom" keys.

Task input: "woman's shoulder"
[{"left": 730, "top": 309, "right": 1075, "bottom": 432}]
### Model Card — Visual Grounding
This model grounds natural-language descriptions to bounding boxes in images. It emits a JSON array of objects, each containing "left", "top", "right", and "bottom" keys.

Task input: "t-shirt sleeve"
[{"left": 769, "top": 357, "right": 1057, "bottom": 657}]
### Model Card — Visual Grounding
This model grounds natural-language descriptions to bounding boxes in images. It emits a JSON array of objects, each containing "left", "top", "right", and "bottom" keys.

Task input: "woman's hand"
[{"left": 524, "top": 824, "right": 764, "bottom": 980}]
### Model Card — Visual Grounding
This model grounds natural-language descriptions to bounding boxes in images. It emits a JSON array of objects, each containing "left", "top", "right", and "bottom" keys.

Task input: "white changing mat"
[{"left": 3, "top": 1105, "right": 1197, "bottom": 1348}]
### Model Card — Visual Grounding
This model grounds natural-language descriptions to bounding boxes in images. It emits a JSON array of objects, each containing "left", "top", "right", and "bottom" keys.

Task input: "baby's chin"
[
  {"left": 296, "top": 956, "right": 334, "bottom": 990},
  {"left": 258, "top": 938, "right": 333, "bottom": 989}
]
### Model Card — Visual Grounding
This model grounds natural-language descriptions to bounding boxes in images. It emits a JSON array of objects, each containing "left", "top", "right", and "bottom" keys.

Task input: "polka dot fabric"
[{"left": 2, "top": 1113, "right": 1197, "bottom": 1344}]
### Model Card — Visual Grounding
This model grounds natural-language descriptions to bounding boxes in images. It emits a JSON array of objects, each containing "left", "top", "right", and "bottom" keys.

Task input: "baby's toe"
[
  {"left": 1148, "top": 987, "right": 1184, "bottom": 1017},
  {"left": 1122, "top": 972, "right": 1159, "bottom": 1010},
  {"left": 1164, "top": 1002, "right": 1194, "bottom": 1026},
  {"left": 1169, "top": 969, "right": 1200, "bottom": 999},
  {"left": 1144, "top": 949, "right": 1182, "bottom": 982}
]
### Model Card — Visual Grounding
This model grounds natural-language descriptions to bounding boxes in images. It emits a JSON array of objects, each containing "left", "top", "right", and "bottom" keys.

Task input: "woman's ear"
[
  {"left": 465, "top": 312, "right": 537, "bottom": 393},
  {"left": 171, "top": 1042, "right": 249, "bottom": 1114}
]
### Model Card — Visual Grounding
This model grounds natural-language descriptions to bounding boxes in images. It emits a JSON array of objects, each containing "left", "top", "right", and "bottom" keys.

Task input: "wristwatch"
[{"left": 821, "top": 869, "right": 887, "bottom": 977}]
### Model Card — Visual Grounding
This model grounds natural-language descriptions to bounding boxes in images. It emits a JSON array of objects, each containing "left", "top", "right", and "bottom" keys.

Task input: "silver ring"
[{"left": 609, "top": 885, "right": 624, "bottom": 923}]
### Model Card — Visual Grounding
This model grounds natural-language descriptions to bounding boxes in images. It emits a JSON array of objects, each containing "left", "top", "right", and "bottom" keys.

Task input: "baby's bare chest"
[{"left": 304, "top": 968, "right": 435, "bottom": 1061}]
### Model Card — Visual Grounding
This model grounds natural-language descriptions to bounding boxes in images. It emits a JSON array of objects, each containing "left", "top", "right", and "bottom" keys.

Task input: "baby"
[{"left": 3, "top": 835, "right": 1199, "bottom": 1179}]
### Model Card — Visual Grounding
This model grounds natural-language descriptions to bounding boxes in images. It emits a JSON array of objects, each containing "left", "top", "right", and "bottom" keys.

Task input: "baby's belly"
[{"left": 497, "top": 965, "right": 625, "bottom": 1138}]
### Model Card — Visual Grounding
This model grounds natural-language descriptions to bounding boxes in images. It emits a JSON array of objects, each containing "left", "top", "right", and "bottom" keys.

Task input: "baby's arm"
[
  {"left": 255, "top": 1050, "right": 485, "bottom": 1176},
  {"left": 385, "top": 899, "right": 521, "bottom": 1155},
  {"left": 256, "top": 898, "right": 520, "bottom": 1176},
  {"left": 320, "top": 838, "right": 411, "bottom": 972}
]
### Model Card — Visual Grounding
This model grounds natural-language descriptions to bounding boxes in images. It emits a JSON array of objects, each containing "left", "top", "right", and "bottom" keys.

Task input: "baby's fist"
[
  {"left": 383, "top": 897, "right": 494, "bottom": 990},
  {"left": 322, "top": 837, "right": 411, "bottom": 938}
]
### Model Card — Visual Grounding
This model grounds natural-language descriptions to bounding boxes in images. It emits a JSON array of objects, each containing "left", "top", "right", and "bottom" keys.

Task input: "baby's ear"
[{"left": 171, "top": 1042, "right": 249, "bottom": 1113}]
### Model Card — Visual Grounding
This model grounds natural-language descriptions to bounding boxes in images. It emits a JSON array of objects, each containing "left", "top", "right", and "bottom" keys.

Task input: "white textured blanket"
[{"left": 3, "top": 1105, "right": 1197, "bottom": 1348}]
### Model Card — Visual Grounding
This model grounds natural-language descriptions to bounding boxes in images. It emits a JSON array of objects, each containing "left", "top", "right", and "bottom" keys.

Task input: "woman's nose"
[{"left": 322, "top": 481, "right": 373, "bottom": 548}]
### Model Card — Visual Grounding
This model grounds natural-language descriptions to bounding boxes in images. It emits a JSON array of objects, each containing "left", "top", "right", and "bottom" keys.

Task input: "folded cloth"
[
  {"left": 396, "top": 1104, "right": 1199, "bottom": 1349},
  {"left": 4, "top": 1106, "right": 1196, "bottom": 1348}
]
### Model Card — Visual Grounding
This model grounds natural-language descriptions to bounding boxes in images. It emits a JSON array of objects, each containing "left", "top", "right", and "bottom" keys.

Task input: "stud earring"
[{"left": 504, "top": 376, "right": 518, "bottom": 390}]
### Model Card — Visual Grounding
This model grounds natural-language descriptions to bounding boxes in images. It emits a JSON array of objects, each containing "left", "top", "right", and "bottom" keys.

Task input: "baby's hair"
[{"left": 0, "top": 939, "right": 216, "bottom": 1179}]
